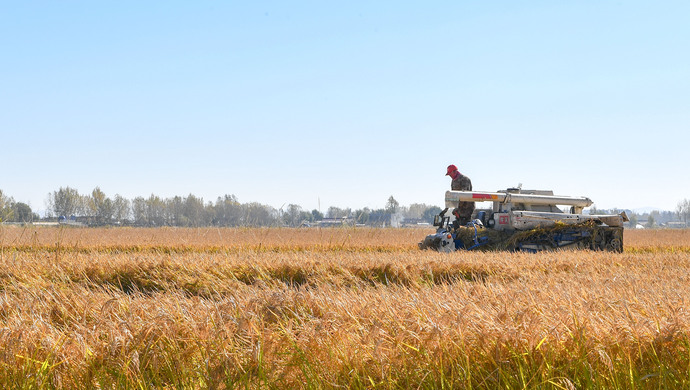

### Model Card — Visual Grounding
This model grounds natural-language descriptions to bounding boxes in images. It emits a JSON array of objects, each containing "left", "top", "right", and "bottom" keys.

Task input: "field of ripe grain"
[{"left": 1, "top": 226, "right": 690, "bottom": 388}]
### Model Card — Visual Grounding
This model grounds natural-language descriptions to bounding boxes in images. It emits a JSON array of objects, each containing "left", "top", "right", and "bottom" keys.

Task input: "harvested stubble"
[{"left": 0, "top": 226, "right": 689, "bottom": 388}]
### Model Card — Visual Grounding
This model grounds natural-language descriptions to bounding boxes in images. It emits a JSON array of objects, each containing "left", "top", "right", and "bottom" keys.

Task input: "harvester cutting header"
[{"left": 420, "top": 187, "right": 628, "bottom": 253}]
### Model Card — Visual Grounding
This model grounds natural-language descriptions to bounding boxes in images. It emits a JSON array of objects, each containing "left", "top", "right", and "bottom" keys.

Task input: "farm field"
[{"left": 1, "top": 226, "right": 690, "bottom": 388}]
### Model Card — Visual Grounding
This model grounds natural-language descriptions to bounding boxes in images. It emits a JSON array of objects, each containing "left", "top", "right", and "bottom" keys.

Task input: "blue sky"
[{"left": 2, "top": 1, "right": 689, "bottom": 214}]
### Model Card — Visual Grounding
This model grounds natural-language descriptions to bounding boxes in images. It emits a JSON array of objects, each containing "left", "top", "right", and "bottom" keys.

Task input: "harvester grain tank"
[{"left": 419, "top": 188, "right": 628, "bottom": 252}]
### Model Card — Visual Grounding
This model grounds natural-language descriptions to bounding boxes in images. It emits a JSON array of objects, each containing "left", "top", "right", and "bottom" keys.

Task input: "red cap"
[{"left": 446, "top": 164, "right": 458, "bottom": 176}]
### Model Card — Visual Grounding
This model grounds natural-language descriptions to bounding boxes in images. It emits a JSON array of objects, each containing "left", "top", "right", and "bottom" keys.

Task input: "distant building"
[
  {"left": 402, "top": 218, "right": 431, "bottom": 227},
  {"left": 317, "top": 217, "right": 354, "bottom": 227},
  {"left": 665, "top": 221, "right": 687, "bottom": 229}
]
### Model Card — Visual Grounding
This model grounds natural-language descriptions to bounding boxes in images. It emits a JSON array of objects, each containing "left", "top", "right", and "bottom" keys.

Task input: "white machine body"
[{"left": 445, "top": 189, "right": 628, "bottom": 232}]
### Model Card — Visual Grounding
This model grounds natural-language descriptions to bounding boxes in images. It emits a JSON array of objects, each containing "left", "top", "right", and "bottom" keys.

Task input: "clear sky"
[{"left": 2, "top": 1, "right": 689, "bottom": 215}]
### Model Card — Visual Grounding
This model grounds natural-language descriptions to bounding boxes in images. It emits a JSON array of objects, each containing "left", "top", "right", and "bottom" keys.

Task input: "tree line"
[
  {"left": 0, "top": 187, "right": 442, "bottom": 227},
  {"left": 0, "top": 190, "right": 39, "bottom": 223},
  {"left": 45, "top": 187, "right": 312, "bottom": 226},
  {"left": 3, "top": 187, "right": 689, "bottom": 228}
]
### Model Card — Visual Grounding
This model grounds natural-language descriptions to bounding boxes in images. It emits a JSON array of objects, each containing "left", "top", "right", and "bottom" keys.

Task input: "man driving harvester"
[{"left": 446, "top": 164, "right": 474, "bottom": 227}]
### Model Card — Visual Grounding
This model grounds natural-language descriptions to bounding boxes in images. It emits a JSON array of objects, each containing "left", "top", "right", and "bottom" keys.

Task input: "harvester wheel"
[
  {"left": 606, "top": 238, "right": 622, "bottom": 253},
  {"left": 592, "top": 233, "right": 605, "bottom": 250}
]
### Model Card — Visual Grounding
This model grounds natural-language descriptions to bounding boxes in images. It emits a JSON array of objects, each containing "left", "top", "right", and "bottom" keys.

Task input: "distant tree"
[
  {"left": 90, "top": 187, "right": 114, "bottom": 225},
  {"left": 283, "top": 204, "right": 304, "bottom": 227},
  {"left": 0, "top": 190, "right": 14, "bottom": 222},
  {"left": 132, "top": 197, "right": 147, "bottom": 225},
  {"left": 243, "top": 202, "right": 277, "bottom": 226},
  {"left": 112, "top": 194, "right": 131, "bottom": 223},
  {"left": 385, "top": 196, "right": 399, "bottom": 215},
  {"left": 354, "top": 208, "right": 370, "bottom": 225},
  {"left": 48, "top": 187, "right": 82, "bottom": 217},
  {"left": 299, "top": 210, "right": 314, "bottom": 225},
  {"left": 646, "top": 214, "right": 656, "bottom": 229},
  {"left": 183, "top": 194, "right": 207, "bottom": 226},
  {"left": 367, "top": 208, "right": 388, "bottom": 226},
  {"left": 167, "top": 196, "right": 185, "bottom": 225},
  {"left": 311, "top": 209, "right": 324, "bottom": 221},
  {"left": 677, "top": 199, "right": 690, "bottom": 227},
  {"left": 0, "top": 190, "right": 12, "bottom": 206},
  {"left": 659, "top": 210, "right": 675, "bottom": 225},
  {"left": 77, "top": 194, "right": 91, "bottom": 216},
  {"left": 12, "top": 202, "right": 34, "bottom": 223},
  {"left": 214, "top": 195, "right": 242, "bottom": 226},
  {"left": 147, "top": 195, "right": 167, "bottom": 226},
  {"left": 406, "top": 203, "right": 428, "bottom": 220},
  {"left": 422, "top": 206, "right": 443, "bottom": 223},
  {"left": 327, "top": 206, "right": 350, "bottom": 219}
]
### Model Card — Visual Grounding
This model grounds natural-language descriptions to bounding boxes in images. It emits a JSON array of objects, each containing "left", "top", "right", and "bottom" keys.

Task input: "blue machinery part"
[{"left": 453, "top": 222, "right": 490, "bottom": 251}]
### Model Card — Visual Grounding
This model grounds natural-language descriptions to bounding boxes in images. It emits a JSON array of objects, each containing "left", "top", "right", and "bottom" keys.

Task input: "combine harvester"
[{"left": 419, "top": 188, "right": 628, "bottom": 253}]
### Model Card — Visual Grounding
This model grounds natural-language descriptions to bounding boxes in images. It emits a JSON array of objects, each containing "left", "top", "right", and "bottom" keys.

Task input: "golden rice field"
[{"left": 1, "top": 226, "right": 690, "bottom": 388}]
